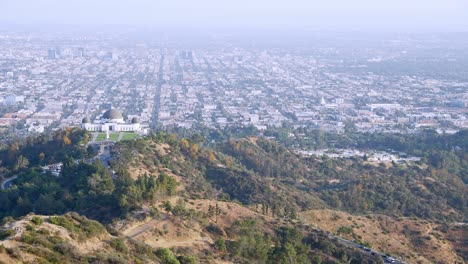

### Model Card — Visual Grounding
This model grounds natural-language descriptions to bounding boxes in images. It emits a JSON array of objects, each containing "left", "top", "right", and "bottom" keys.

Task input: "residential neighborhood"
[{"left": 0, "top": 32, "right": 467, "bottom": 142}]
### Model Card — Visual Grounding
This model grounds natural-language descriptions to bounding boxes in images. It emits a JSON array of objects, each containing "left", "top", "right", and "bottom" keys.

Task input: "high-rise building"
[
  {"left": 55, "top": 47, "right": 61, "bottom": 58},
  {"left": 74, "top": 47, "right": 84, "bottom": 58},
  {"left": 180, "top": 50, "right": 193, "bottom": 60},
  {"left": 47, "top": 48, "right": 56, "bottom": 59}
]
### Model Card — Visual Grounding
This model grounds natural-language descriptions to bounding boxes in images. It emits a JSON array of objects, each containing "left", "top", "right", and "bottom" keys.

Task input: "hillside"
[
  {"left": 0, "top": 213, "right": 161, "bottom": 264},
  {"left": 108, "top": 133, "right": 466, "bottom": 263},
  {"left": 0, "top": 130, "right": 466, "bottom": 263},
  {"left": 0, "top": 206, "right": 385, "bottom": 264},
  {"left": 300, "top": 209, "right": 466, "bottom": 264}
]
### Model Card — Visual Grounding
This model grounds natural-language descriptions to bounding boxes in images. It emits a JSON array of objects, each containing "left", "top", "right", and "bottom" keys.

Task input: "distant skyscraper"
[
  {"left": 75, "top": 47, "right": 84, "bottom": 58},
  {"left": 180, "top": 50, "right": 193, "bottom": 60},
  {"left": 62, "top": 48, "right": 73, "bottom": 58},
  {"left": 55, "top": 47, "right": 61, "bottom": 58},
  {"left": 47, "top": 48, "right": 56, "bottom": 59}
]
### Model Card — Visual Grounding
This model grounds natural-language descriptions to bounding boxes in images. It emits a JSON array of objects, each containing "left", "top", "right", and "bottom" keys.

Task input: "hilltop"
[{"left": 0, "top": 213, "right": 161, "bottom": 263}]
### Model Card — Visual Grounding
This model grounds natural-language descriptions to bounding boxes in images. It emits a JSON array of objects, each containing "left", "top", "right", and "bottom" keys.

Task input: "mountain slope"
[{"left": 0, "top": 130, "right": 466, "bottom": 263}]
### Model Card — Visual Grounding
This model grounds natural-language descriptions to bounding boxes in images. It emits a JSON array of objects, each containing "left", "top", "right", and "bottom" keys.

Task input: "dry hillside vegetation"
[
  {"left": 301, "top": 209, "right": 465, "bottom": 264},
  {"left": 0, "top": 214, "right": 162, "bottom": 263}
]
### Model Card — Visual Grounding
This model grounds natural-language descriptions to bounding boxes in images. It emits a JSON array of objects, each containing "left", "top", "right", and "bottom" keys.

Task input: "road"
[{"left": 1, "top": 175, "right": 18, "bottom": 190}]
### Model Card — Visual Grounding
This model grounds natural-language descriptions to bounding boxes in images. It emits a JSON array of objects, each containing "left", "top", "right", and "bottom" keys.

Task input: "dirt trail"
[
  {"left": 146, "top": 237, "right": 212, "bottom": 248},
  {"left": 124, "top": 218, "right": 164, "bottom": 239},
  {"left": 122, "top": 213, "right": 213, "bottom": 249}
]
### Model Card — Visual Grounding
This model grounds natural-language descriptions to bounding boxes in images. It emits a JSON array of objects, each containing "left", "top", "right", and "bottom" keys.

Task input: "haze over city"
[{"left": 1, "top": 0, "right": 468, "bottom": 32}]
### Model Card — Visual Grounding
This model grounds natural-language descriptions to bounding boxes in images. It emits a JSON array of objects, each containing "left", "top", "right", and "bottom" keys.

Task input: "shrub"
[
  {"left": 20, "top": 232, "right": 55, "bottom": 249},
  {"left": 106, "top": 254, "right": 127, "bottom": 264},
  {"left": 206, "top": 224, "right": 224, "bottom": 236},
  {"left": 91, "top": 253, "right": 127, "bottom": 264},
  {"left": 331, "top": 214, "right": 341, "bottom": 221},
  {"left": 37, "top": 228, "right": 50, "bottom": 236},
  {"left": 48, "top": 214, "right": 105, "bottom": 241},
  {"left": 1, "top": 217, "right": 14, "bottom": 225},
  {"left": 110, "top": 238, "right": 129, "bottom": 254},
  {"left": 155, "top": 248, "right": 180, "bottom": 264},
  {"left": 177, "top": 255, "right": 199, "bottom": 264},
  {"left": 130, "top": 240, "right": 152, "bottom": 255},
  {"left": 53, "top": 243, "right": 76, "bottom": 257},
  {"left": 106, "top": 226, "right": 122, "bottom": 236},
  {"left": 49, "top": 216, "right": 73, "bottom": 229},
  {"left": 214, "top": 237, "right": 227, "bottom": 252},
  {"left": 0, "top": 229, "right": 15, "bottom": 240},
  {"left": 337, "top": 226, "right": 353, "bottom": 234},
  {"left": 31, "top": 216, "right": 44, "bottom": 225},
  {"left": 6, "top": 247, "right": 21, "bottom": 259}
]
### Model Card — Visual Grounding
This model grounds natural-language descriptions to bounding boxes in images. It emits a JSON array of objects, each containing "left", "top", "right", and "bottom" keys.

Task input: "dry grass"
[
  {"left": 117, "top": 197, "right": 274, "bottom": 255},
  {"left": 300, "top": 209, "right": 464, "bottom": 264}
]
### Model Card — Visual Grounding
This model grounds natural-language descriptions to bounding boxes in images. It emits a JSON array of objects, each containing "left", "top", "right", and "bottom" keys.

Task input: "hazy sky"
[{"left": 1, "top": 0, "right": 467, "bottom": 31}]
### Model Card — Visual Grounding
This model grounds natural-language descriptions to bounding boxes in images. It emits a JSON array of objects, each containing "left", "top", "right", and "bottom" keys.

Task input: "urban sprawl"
[{"left": 0, "top": 33, "right": 467, "bottom": 141}]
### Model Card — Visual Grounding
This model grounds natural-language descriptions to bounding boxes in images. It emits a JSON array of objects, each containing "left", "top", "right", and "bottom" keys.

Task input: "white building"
[{"left": 81, "top": 109, "right": 141, "bottom": 132}]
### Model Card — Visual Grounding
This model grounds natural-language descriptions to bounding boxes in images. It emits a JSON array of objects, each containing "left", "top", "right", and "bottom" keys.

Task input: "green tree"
[
  {"left": 155, "top": 248, "right": 180, "bottom": 264},
  {"left": 87, "top": 172, "right": 115, "bottom": 195},
  {"left": 207, "top": 204, "right": 215, "bottom": 220},
  {"left": 312, "top": 255, "right": 322, "bottom": 264},
  {"left": 173, "top": 199, "right": 187, "bottom": 222},
  {"left": 13, "top": 196, "right": 33, "bottom": 217},
  {"left": 35, "top": 194, "right": 65, "bottom": 215},
  {"left": 214, "top": 237, "right": 227, "bottom": 252},
  {"left": 14, "top": 155, "right": 29, "bottom": 171}
]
